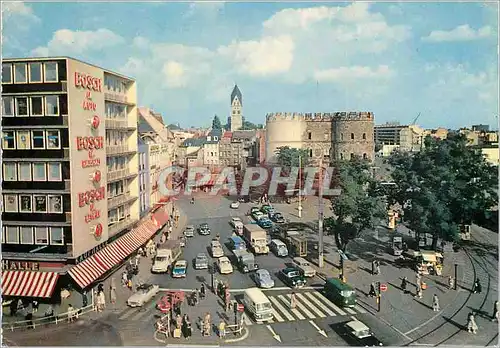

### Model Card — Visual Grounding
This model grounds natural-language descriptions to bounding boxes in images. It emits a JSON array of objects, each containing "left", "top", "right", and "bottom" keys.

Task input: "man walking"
[
  {"left": 432, "top": 294, "right": 440, "bottom": 311},
  {"left": 472, "top": 279, "right": 482, "bottom": 294},
  {"left": 401, "top": 277, "right": 408, "bottom": 294},
  {"left": 492, "top": 301, "right": 499, "bottom": 322},
  {"left": 290, "top": 292, "right": 297, "bottom": 309},
  {"left": 467, "top": 312, "right": 478, "bottom": 334}
]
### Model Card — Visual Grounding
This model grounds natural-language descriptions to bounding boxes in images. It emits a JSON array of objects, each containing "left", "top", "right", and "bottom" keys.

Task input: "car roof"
[
  {"left": 196, "top": 253, "right": 207, "bottom": 258},
  {"left": 219, "top": 256, "right": 230, "bottom": 262},
  {"left": 283, "top": 267, "right": 299, "bottom": 273},
  {"left": 175, "top": 260, "right": 187, "bottom": 266},
  {"left": 293, "top": 257, "right": 308, "bottom": 263},
  {"left": 186, "top": 225, "right": 194, "bottom": 229},
  {"left": 345, "top": 320, "right": 369, "bottom": 332},
  {"left": 257, "top": 269, "right": 269, "bottom": 275}
]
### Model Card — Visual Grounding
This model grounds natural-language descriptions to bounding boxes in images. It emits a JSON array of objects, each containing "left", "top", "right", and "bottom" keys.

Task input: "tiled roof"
[
  {"left": 223, "top": 131, "right": 233, "bottom": 138},
  {"left": 231, "top": 85, "right": 243, "bottom": 106},
  {"left": 208, "top": 128, "right": 223, "bottom": 137},
  {"left": 182, "top": 138, "right": 205, "bottom": 147}
]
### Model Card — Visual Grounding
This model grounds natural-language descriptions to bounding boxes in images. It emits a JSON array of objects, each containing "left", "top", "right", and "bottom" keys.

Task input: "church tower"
[{"left": 229, "top": 84, "right": 243, "bottom": 131}]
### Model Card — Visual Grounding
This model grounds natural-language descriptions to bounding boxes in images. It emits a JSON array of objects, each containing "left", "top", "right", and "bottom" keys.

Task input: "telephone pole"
[
  {"left": 298, "top": 154, "right": 302, "bottom": 218},
  {"left": 318, "top": 160, "right": 325, "bottom": 268}
]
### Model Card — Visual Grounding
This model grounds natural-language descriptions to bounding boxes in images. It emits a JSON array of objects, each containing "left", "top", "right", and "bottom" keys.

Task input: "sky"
[{"left": 2, "top": 1, "right": 499, "bottom": 129}]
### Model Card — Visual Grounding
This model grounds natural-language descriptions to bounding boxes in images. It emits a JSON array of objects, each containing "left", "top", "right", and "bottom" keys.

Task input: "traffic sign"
[
  {"left": 237, "top": 304, "right": 244, "bottom": 312},
  {"left": 380, "top": 283, "right": 388, "bottom": 292}
]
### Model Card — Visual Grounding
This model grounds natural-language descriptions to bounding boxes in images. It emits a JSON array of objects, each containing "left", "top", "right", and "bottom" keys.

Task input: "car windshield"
[
  {"left": 260, "top": 273, "right": 270, "bottom": 280},
  {"left": 220, "top": 259, "right": 230, "bottom": 265},
  {"left": 353, "top": 329, "right": 371, "bottom": 338},
  {"left": 341, "top": 290, "right": 355, "bottom": 297},
  {"left": 256, "top": 302, "right": 272, "bottom": 311},
  {"left": 139, "top": 285, "right": 153, "bottom": 293},
  {"left": 197, "top": 255, "right": 206, "bottom": 261},
  {"left": 155, "top": 257, "right": 168, "bottom": 262},
  {"left": 288, "top": 271, "right": 299, "bottom": 277}
]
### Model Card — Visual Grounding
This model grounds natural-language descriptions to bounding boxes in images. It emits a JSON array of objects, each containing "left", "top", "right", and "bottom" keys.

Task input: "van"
[
  {"left": 229, "top": 236, "right": 246, "bottom": 251},
  {"left": 243, "top": 287, "right": 273, "bottom": 322},
  {"left": 151, "top": 240, "right": 182, "bottom": 273},
  {"left": 234, "top": 221, "right": 244, "bottom": 235},
  {"left": 323, "top": 278, "right": 357, "bottom": 307},
  {"left": 270, "top": 239, "right": 288, "bottom": 257}
]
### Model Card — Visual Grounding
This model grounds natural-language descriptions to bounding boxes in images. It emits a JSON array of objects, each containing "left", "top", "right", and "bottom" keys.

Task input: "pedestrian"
[
  {"left": 203, "top": 312, "right": 211, "bottom": 336},
  {"left": 192, "top": 289, "right": 199, "bottom": 306},
  {"left": 182, "top": 316, "right": 188, "bottom": 338},
  {"left": 127, "top": 278, "right": 133, "bottom": 291},
  {"left": 32, "top": 300, "right": 39, "bottom": 313},
  {"left": 219, "top": 320, "right": 226, "bottom": 338},
  {"left": 414, "top": 286, "right": 423, "bottom": 299},
  {"left": 416, "top": 272, "right": 421, "bottom": 286},
  {"left": 375, "top": 261, "right": 381, "bottom": 275},
  {"left": 98, "top": 283, "right": 104, "bottom": 293},
  {"left": 472, "top": 279, "right": 482, "bottom": 294},
  {"left": 200, "top": 284, "right": 206, "bottom": 299},
  {"left": 290, "top": 292, "right": 297, "bottom": 309},
  {"left": 98, "top": 290, "right": 106, "bottom": 312},
  {"left": 110, "top": 285, "right": 117, "bottom": 305},
  {"left": 10, "top": 300, "right": 17, "bottom": 316},
  {"left": 467, "top": 312, "right": 478, "bottom": 334},
  {"left": 176, "top": 314, "right": 183, "bottom": 329},
  {"left": 448, "top": 276, "right": 454, "bottom": 290},
  {"left": 134, "top": 253, "right": 141, "bottom": 266},
  {"left": 369, "top": 283, "right": 377, "bottom": 297},
  {"left": 122, "top": 271, "right": 128, "bottom": 286},
  {"left": 432, "top": 294, "right": 440, "bottom": 311},
  {"left": 67, "top": 304, "right": 76, "bottom": 322},
  {"left": 186, "top": 316, "right": 192, "bottom": 338},
  {"left": 492, "top": 301, "right": 499, "bottom": 322},
  {"left": 160, "top": 233, "right": 166, "bottom": 244},
  {"left": 401, "top": 277, "right": 408, "bottom": 294},
  {"left": 225, "top": 291, "right": 231, "bottom": 312},
  {"left": 44, "top": 305, "right": 54, "bottom": 318}
]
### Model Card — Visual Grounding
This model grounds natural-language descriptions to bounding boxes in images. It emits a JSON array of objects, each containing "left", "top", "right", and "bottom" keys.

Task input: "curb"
[{"left": 224, "top": 327, "right": 249, "bottom": 344}]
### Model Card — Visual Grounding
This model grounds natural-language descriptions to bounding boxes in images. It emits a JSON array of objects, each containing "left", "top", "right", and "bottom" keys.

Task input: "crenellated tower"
[{"left": 229, "top": 84, "right": 243, "bottom": 131}]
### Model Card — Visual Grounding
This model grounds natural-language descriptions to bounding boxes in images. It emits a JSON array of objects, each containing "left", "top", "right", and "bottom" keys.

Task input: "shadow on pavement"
[{"left": 413, "top": 299, "right": 434, "bottom": 311}]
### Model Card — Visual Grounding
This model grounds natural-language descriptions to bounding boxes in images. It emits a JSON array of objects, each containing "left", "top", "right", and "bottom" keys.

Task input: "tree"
[
  {"left": 388, "top": 133, "right": 498, "bottom": 248},
  {"left": 275, "top": 146, "right": 310, "bottom": 168},
  {"left": 241, "top": 121, "right": 264, "bottom": 130},
  {"left": 212, "top": 115, "right": 222, "bottom": 130},
  {"left": 325, "top": 157, "right": 386, "bottom": 253}
]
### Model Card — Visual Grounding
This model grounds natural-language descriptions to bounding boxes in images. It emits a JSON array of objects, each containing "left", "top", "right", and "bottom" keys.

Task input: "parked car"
[
  {"left": 257, "top": 217, "right": 273, "bottom": 229},
  {"left": 293, "top": 257, "right": 316, "bottom": 277},
  {"left": 127, "top": 283, "right": 160, "bottom": 307},
  {"left": 184, "top": 225, "right": 195, "bottom": 237},
  {"left": 211, "top": 240, "right": 224, "bottom": 258},
  {"left": 278, "top": 267, "right": 306, "bottom": 288},
  {"left": 199, "top": 223, "right": 211, "bottom": 235},
  {"left": 340, "top": 320, "right": 384, "bottom": 346},
  {"left": 172, "top": 260, "right": 188, "bottom": 278},
  {"left": 218, "top": 256, "right": 234, "bottom": 274},
  {"left": 261, "top": 204, "right": 274, "bottom": 214},
  {"left": 270, "top": 212, "right": 285, "bottom": 223},
  {"left": 179, "top": 236, "right": 186, "bottom": 247},
  {"left": 252, "top": 211, "right": 264, "bottom": 221},
  {"left": 230, "top": 217, "right": 243, "bottom": 227},
  {"left": 194, "top": 253, "right": 209, "bottom": 270},
  {"left": 253, "top": 269, "right": 275, "bottom": 288},
  {"left": 250, "top": 206, "right": 261, "bottom": 214},
  {"left": 230, "top": 201, "right": 240, "bottom": 209}
]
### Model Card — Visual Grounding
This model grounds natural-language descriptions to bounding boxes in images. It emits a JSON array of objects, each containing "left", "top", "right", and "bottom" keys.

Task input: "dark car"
[
  {"left": 199, "top": 223, "right": 211, "bottom": 235},
  {"left": 278, "top": 267, "right": 306, "bottom": 288},
  {"left": 257, "top": 218, "right": 273, "bottom": 229},
  {"left": 338, "top": 320, "right": 384, "bottom": 346},
  {"left": 270, "top": 212, "right": 285, "bottom": 223}
]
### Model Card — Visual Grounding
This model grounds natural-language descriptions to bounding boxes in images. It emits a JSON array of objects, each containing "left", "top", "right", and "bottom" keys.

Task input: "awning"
[
  {"left": 68, "top": 219, "right": 159, "bottom": 289},
  {"left": 2, "top": 271, "right": 59, "bottom": 298},
  {"left": 152, "top": 207, "right": 170, "bottom": 227}
]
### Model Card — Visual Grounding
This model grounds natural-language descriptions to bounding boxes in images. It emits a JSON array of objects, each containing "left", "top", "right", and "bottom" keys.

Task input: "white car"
[
  {"left": 252, "top": 211, "right": 264, "bottom": 221},
  {"left": 211, "top": 240, "right": 224, "bottom": 258},
  {"left": 230, "top": 201, "right": 240, "bottom": 209},
  {"left": 218, "top": 256, "right": 234, "bottom": 274},
  {"left": 184, "top": 225, "right": 195, "bottom": 237},
  {"left": 293, "top": 257, "right": 316, "bottom": 277},
  {"left": 127, "top": 284, "right": 160, "bottom": 307},
  {"left": 230, "top": 217, "right": 242, "bottom": 227}
]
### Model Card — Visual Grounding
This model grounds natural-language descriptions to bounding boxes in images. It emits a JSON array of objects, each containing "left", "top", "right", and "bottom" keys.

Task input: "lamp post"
[
  {"left": 318, "top": 159, "right": 325, "bottom": 268},
  {"left": 211, "top": 262, "right": 217, "bottom": 294},
  {"left": 298, "top": 154, "right": 303, "bottom": 218}
]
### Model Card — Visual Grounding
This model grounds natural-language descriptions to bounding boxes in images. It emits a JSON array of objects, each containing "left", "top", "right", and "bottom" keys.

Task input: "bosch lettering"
[
  {"left": 78, "top": 187, "right": 105, "bottom": 207},
  {"left": 75, "top": 72, "right": 102, "bottom": 92},
  {"left": 76, "top": 136, "right": 104, "bottom": 150}
]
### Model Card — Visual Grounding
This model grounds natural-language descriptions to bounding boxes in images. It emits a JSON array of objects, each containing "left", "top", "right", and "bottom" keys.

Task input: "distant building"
[
  {"left": 472, "top": 124, "right": 490, "bottom": 132},
  {"left": 203, "top": 129, "right": 222, "bottom": 167},
  {"left": 219, "top": 131, "right": 244, "bottom": 168},
  {"left": 228, "top": 85, "right": 243, "bottom": 132},
  {"left": 374, "top": 123, "right": 425, "bottom": 152}
]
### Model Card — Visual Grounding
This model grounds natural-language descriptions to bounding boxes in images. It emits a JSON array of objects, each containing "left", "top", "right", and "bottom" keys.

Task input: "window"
[
  {"left": 50, "top": 227, "right": 64, "bottom": 245},
  {"left": 2, "top": 63, "right": 12, "bottom": 83},
  {"left": 30, "top": 96, "right": 44, "bottom": 116},
  {"left": 44, "top": 62, "right": 58, "bottom": 82},
  {"left": 48, "top": 162, "right": 62, "bottom": 181},
  {"left": 309, "top": 149, "right": 313, "bottom": 157},
  {"left": 308, "top": 132, "right": 312, "bottom": 140},
  {"left": 2, "top": 131, "right": 15, "bottom": 149},
  {"left": 20, "top": 226, "right": 34, "bottom": 244},
  {"left": 6, "top": 226, "right": 19, "bottom": 244},
  {"left": 340, "top": 153, "right": 344, "bottom": 160},
  {"left": 18, "top": 163, "right": 32, "bottom": 181},
  {"left": 48, "top": 195, "right": 62, "bottom": 213},
  {"left": 350, "top": 133, "right": 355, "bottom": 140},
  {"left": 45, "top": 95, "right": 59, "bottom": 116},
  {"left": 340, "top": 133, "right": 344, "bottom": 141},
  {"left": 2, "top": 97, "right": 14, "bottom": 116},
  {"left": 46, "top": 130, "right": 60, "bottom": 149},
  {"left": 29, "top": 62, "right": 43, "bottom": 83},
  {"left": 3, "top": 163, "right": 17, "bottom": 181},
  {"left": 3, "top": 194, "right": 18, "bottom": 212},
  {"left": 34, "top": 227, "right": 48, "bottom": 244},
  {"left": 16, "top": 130, "right": 31, "bottom": 150},
  {"left": 19, "top": 195, "right": 32, "bottom": 212},
  {"left": 362, "top": 133, "right": 366, "bottom": 140},
  {"left": 32, "top": 130, "right": 45, "bottom": 149},
  {"left": 350, "top": 153, "right": 354, "bottom": 159},
  {"left": 34, "top": 195, "right": 47, "bottom": 212},
  {"left": 363, "top": 153, "right": 368, "bottom": 160},
  {"left": 33, "top": 162, "right": 46, "bottom": 181},
  {"left": 14, "top": 63, "right": 27, "bottom": 83},
  {"left": 16, "top": 97, "right": 29, "bottom": 116}
]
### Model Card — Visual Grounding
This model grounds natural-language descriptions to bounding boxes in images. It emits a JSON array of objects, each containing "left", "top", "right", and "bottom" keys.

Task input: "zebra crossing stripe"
[
  {"left": 271, "top": 308, "right": 285, "bottom": 322},
  {"left": 286, "top": 294, "right": 315, "bottom": 319},
  {"left": 355, "top": 305, "right": 367, "bottom": 314},
  {"left": 304, "top": 292, "right": 336, "bottom": 316},
  {"left": 269, "top": 296, "right": 295, "bottom": 321},
  {"left": 278, "top": 295, "right": 305, "bottom": 320},
  {"left": 295, "top": 293, "right": 326, "bottom": 318},
  {"left": 344, "top": 307, "right": 356, "bottom": 315},
  {"left": 312, "top": 292, "right": 347, "bottom": 316},
  {"left": 118, "top": 307, "right": 137, "bottom": 320}
]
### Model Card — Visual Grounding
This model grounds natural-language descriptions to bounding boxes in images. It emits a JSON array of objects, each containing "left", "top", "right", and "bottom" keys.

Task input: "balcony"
[
  {"left": 107, "top": 192, "right": 137, "bottom": 209},
  {"left": 104, "top": 90, "right": 134, "bottom": 106},
  {"left": 108, "top": 217, "right": 138, "bottom": 236},
  {"left": 105, "top": 119, "right": 128, "bottom": 129},
  {"left": 107, "top": 168, "right": 137, "bottom": 182},
  {"left": 107, "top": 145, "right": 134, "bottom": 155}
]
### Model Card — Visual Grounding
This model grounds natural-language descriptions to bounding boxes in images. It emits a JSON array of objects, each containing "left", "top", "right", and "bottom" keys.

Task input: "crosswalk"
[{"left": 241, "top": 290, "right": 367, "bottom": 326}]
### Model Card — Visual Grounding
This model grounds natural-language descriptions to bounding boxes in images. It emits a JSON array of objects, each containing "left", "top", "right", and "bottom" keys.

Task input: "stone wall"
[{"left": 332, "top": 115, "right": 375, "bottom": 162}]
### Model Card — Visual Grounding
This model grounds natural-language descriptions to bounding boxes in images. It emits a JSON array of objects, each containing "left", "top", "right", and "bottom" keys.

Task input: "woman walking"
[
  {"left": 110, "top": 284, "right": 117, "bottom": 305},
  {"left": 290, "top": 292, "right": 297, "bottom": 309}
]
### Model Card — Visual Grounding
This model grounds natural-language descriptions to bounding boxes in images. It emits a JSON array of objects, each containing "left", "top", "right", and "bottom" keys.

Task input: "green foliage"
[
  {"left": 241, "top": 121, "right": 264, "bottom": 130},
  {"left": 275, "top": 146, "right": 310, "bottom": 168},
  {"left": 212, "top": 115, "right": 222, "bottom": 130},
  {"left": 388, "top": 133, "right": 498, "bottom": 246},
  {"left": 326, "top": 157, "right": 386, "bottom": 251}
]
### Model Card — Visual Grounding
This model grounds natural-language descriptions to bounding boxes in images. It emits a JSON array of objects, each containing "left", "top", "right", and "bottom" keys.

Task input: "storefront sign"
[
  {"left": 78, "top": 187, "right": 105, "bottom": 207},
  {"left": 85, "top": 203, "right": 101, "bottom": 223},
  {"left": 76, "top": 240, "right": 109, "bottom": 264},
  {"left": 74, "top": 72, "right": 102, "bottom": 92},
  {"left": 89, "top": 223, "right": 103, "bottom": 240},
  {"left": 1, "top": 260, "right": 39, "bottom": 271},
  {"left": 77, "top": 136, "right": 104, "bottom": 168}
]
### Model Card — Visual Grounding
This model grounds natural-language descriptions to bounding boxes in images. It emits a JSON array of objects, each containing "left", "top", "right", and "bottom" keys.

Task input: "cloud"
[
  {"left": 2, "top": 1, "right": 41, "bottom": 52},
  {"left": 422, "top": 25, "right": 494, "bottom": 42},
  {"left": 2, "top": 1, "right": 40, "bottom": 22},
  {"left": 162, "top": 61, "right": 187, "bottom": 88},
  {"left": 31, "top": 28, "right": 124, "bottom": 56},
  {"left": 183, "top": 2, "right": 224, "bottom": 19},
  {"left": 314, "top": 65, "right": 394, "bottom": 82}
]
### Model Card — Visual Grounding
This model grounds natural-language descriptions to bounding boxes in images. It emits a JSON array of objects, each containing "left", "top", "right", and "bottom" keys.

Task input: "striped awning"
[
  {"left": 2, "top": 271, "right": 59, "bottom": 298},
  {"left": 152, "top": 207, "right": 170, "bottom": 227},
  {"left": 68, "top": 219, "right": 159, "bottom": 289}
]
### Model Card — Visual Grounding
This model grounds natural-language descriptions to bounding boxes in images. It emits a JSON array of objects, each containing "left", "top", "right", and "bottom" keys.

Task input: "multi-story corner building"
[
  {"left": 1, "top": 57, "right": 168, "bottom": 300},
  {"left": 219, "top": 131, "right": 244, "bottom": 168},
  {"left": 138, "top": 137, "right": 150, "bottom": 217},
  {"left": 232, "top": 130, "right": 258, "bottom": 169},
  {"left": 265, "top": 112, "right": 375, "bottom": 164},
  {"left": 202, "top": 129, "right": 221, "bottom": 167},
  {"left": 228, "top": 85, "right": 243, "bottom": 132}
]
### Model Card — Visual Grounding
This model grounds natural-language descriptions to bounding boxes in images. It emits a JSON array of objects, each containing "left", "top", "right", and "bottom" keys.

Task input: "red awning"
[
  {"left": 2, "top": 271, "right": 59, "bottom": 298},
  {"left": 68, "top": 219, "right": 159, "bottom": 289},
  {"left": 152, "top": 207, "right": 170, "bottom": 227}
]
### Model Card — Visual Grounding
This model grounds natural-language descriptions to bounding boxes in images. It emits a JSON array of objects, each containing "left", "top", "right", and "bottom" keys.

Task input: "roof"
[
  {"left": 137, "top": 107, "right": 171, "bottom": 142},
  {"left": 232, "top": 130, "right": 256, "bottom": 140},
  {"left": 231, "top": 84, "right": 243, "bottom": 106},
  {"left": 223, "top": 131, "right": 233, "bottom": 138},
  {"left": 208, "top": 128, "right": 223, "bottom": 137},
  {"left": 244, "top": 287, "right": 270, "bottom": 303},
  {"left": 346, "top": 320, "right": 369, "bottom": 333},
  {"left": 182, "top": 138, "right": 205, "bottom": 147},
  {"left": 325, "top": 277, "right": 354, "bottom": 290}
]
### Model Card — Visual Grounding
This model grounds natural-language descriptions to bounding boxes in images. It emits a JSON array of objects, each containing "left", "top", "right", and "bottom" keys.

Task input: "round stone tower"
[{"left": 331, "top": 112, "right": 375, "bottom": 162}]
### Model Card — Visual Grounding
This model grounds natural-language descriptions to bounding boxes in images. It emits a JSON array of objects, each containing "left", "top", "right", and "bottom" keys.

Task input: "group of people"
[
  {"left": 175, "top": 314, "right": 193, "bottom": 339},
  {"left": 189, "top": 284, "right": 206, "bottom": 306}
]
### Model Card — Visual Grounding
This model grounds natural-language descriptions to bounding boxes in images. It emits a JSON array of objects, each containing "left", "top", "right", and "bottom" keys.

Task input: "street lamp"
[
  {"left": 298, "top": 154, "right": 303, "bottom": 218},
  {"left": 318, "top": 159, "right": 325, "bottom": 268},
  {"left": 211, "top": 261, "right": 217, "bottom": 294}
]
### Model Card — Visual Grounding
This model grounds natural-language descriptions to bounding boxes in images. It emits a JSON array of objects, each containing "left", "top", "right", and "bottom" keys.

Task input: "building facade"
[
  {"left": 374, "top": 123, "right": 424, "bottom": 152},
  {"left": 219, "top": 131, "right": 244, "bottom": 168},
  {"left": 202, "top": 129, "right": 221, "bottom": 167},
  {"left": 1, "top": 57, "right": 168, "bottom": 300},
  {"left": 138, "top": 137, "right": 150, "bottom": 217},
  {"left": 229, "top": 85, "right": 243, "bottom": 132},
  {"left": 265, "top": 112, "right": 375, "bottom": 164}
]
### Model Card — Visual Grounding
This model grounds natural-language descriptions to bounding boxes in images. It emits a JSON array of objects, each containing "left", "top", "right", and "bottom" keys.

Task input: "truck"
[
  {"left": 243, "top": 224, "right": 270, "bottom": 254},
  {"left": 275, "top": 227, "right": 308, "bottom": 257},
  {"left": 233, "top": 249, "right": 259, "bottom": 273},
  {"left": 391, "top": 236, "right": 403, "bottom": 256},
  {"left": 151, "top": 240, "right": 182, "bottom": 273}
]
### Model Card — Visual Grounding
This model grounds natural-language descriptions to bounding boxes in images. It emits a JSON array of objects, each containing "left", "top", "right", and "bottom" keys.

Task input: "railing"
[
  {"left": 106, "top": 145, "right": 130, "bottom": 155},
  {"left": 105, "top": 119, "right": 128, "bottom": 129},
  {"left": 108, "top": 192, "right": 136, "bottom": 208},
  {"left": 108, "top": 217, "right": 137, "bottom": 235},
  {"left": 2, "top": 303, "right": 95, "bottom": 331},
  {"left": 107, "top": 168, "right": 130, "bottom": 181},
  {"left": 104, "top": 91, "right": 128, "bottom": 104}
]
